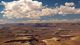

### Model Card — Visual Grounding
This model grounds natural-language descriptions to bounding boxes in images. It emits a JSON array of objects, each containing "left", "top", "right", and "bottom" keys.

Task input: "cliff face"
[{"left": 0, "top": 23, "right": 80, "bottom": 45}]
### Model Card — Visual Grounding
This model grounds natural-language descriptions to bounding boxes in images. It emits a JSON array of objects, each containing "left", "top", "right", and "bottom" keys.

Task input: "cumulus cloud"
[
  {"left": 1, "top": 0, "right": 80, "bottom": 19},
  {"left": 58, "top": 2, "right": 80, "bottom": 14}
]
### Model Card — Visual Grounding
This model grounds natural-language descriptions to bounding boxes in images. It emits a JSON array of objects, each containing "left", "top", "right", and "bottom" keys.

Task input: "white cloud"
[{"left": 1, "top": 0, "right": 80, "bottom": 19}]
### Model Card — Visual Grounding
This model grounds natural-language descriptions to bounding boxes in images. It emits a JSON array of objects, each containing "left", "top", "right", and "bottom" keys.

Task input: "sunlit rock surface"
[{"left": 0, "top": 22, "right": 80, "bottom": 45}]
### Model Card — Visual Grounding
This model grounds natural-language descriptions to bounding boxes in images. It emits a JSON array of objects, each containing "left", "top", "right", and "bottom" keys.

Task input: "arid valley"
[{"left": 0, "top": 22, "right": 80, "bottom": 45}]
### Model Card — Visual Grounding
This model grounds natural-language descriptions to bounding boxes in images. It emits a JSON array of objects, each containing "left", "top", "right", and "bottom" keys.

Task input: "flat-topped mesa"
[
  {"left": 0, "top": 22, "right": 80, "bottom": 45},
  {"left": 7, "top": 20, "right": 80, "bottom": 23},
  {"left": 0, "top": 23, "right": 80, "bottom": 38},
  {"left": 0, "top": 19, "right": 80, "bottom": 24}
]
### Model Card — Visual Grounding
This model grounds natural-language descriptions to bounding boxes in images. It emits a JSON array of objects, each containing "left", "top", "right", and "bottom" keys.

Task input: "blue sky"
[
  {"left": 0, "top": 0, "right": 80, "bottom": 20},
  {"left": 0, "top": 0, "right": 80, "bottom": 7}
]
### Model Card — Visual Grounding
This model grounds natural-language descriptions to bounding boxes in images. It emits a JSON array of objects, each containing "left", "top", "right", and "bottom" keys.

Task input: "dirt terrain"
[{"left": 0, "top": 23, "right": 80, "bottom": 45}]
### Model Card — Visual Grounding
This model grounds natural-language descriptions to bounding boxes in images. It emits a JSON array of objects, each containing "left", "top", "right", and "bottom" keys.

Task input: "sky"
[
  {"left": 0, "top": 0, "right": 80, "bottom": 20},
  {"left": 0, "top": 0, "right": 80, "bottom": 7}
]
